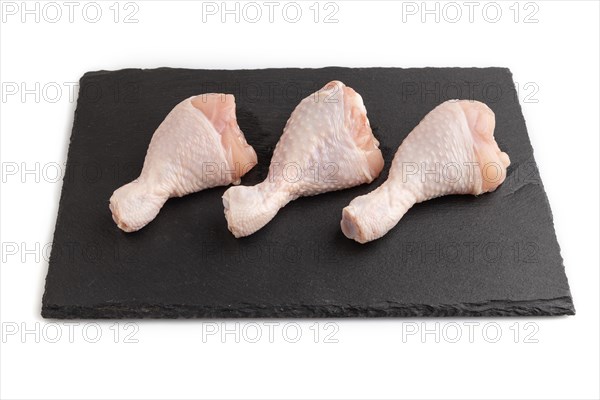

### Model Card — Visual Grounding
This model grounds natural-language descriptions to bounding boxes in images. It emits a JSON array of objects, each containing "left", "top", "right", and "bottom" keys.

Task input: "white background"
[{"left": 1, "top": 1, "right": 599, "bottom": 399}]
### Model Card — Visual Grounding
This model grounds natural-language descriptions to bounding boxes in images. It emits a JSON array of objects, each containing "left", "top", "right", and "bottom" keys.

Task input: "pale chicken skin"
[
  {"left": 223, "top": 81, "right": 384, "bottom": 238},
  {"left": 110, "top": 94, "right": 257, "bottom": 232},
  {"left": 341, "top": 100, "right": 510, "bottom": 244}
]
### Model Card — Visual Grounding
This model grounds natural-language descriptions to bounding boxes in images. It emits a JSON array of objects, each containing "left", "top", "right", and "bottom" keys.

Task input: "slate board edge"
[
  {"left": 81, "top": 65, "right": 516, "bottom": 81},
  {"left": 42, "top": 296, "right": 575, "bottom": 319},
  {"left": 40, "top": 69, "right": 88, "bottom": 319},
  {"left": 492, "top": 71, "right": 575, "bottom": 315}
]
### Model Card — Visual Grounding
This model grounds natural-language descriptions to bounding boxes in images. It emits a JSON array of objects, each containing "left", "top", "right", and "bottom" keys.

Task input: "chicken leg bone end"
[
  {"left": 109, "top": 180, "right": 168, "bottom": 233},
  {"left": 222, "top": 185, "right": 290, "bottom": 238}
]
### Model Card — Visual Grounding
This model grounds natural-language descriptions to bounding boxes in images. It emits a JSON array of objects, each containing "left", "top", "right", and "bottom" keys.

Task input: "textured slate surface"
[{"left": 42, "top": 67, "right": 574, "bottom": 318}]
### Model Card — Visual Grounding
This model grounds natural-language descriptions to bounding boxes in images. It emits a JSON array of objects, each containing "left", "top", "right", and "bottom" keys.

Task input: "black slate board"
[{"left": 42, "top": 67, "right": 574, "bottom": 318}]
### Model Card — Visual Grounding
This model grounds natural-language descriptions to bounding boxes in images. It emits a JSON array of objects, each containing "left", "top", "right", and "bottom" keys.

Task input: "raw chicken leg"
[
  {"left": 223, "top": 81, "right": 384, "bottom": 238},
  {"left": 110, "top": 94, "right": 257, "bottom": 232},
  {"left": 341, "top": 100, "right": 510, "bottom": 243}
]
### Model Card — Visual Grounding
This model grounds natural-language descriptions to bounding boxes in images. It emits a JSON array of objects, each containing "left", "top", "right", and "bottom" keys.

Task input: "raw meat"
[
  {"left": 341, "top": 100, "right": 510, "bottom": 243},
  {"left": 110, "top": 94, "right": 257, "bottom": 232},
  {"left": 223, "top": 81, "right": 384, "bottom": 238}
]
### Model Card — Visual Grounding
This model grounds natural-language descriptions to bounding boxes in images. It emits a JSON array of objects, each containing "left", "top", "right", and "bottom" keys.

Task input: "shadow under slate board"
[{"left": 42, "top": 67, "right": 574, "bottom": 318}]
